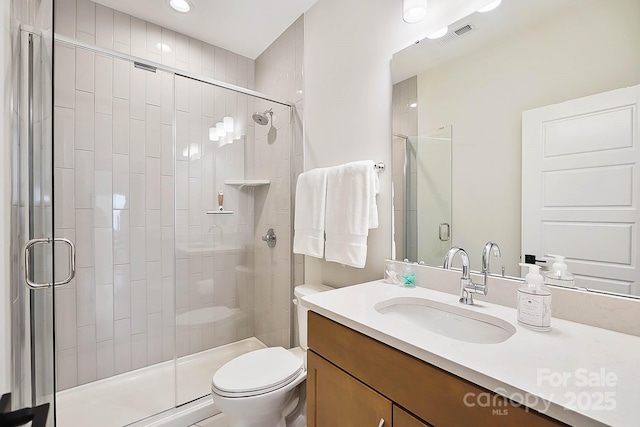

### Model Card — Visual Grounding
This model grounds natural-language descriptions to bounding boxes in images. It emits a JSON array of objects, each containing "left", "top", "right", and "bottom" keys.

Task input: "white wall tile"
[
  {"left": 146, "top": 210, "right": 161, "bottom": 262},
  {"left": 55, "top": 288, "right": 77, "bottom": 351},
  {"left": 96, "top": 283, "right": 114, "bottom": 341},
  {"left": 130, "top": 227, "right": 147, "bottom": 281},
  {"left": 113, "top": 58, "right": 130, "bottom": 100},
  {"left": 94, "top": 227, "right": 113, "bottom": 286},
  {"left": 75, "top": 91, "right": 94, "bottom": 150},
  {"left": 54, "top": 168, "right": 75, "bottom": 229},
  {"left": 113, "top": 10, "right": 131, "bottom": 45},
  {"left": 54, "top": 107, "right": 75, "bottom": 168},
  {"left": 130, "top": 173, "right": 146, "bottom": 226},
  {"left": 75, "top": 211, "right": 95, "bottom": 269},
  {"left": 76, "top": 48, "right": 94, "bottom": 93},
  {"left": 113, "top": 210, "right": 130, "bottom": 265},
  {"left": 95, "top": 113, "right": 113, "bottom": 171},
  {"left": 161, "top": 125, "right": 174, "bottom": 176},
  {"left": 94, "top": 171, "right": 112, "bottom": 228},
  {"left": 146, "top": 262, "right": 162, "bottom": 313},
  {"left": 55, "top": 45, "right": 76, "bottom": 108},
  {"left": 161, "top": 176, "right": 175, "bottom": 227},
  {"left": 95, "top": 4, "right": 114, "bottom": 49},
  {"left": 131, "top": 280, "right": 147, "bottom": 334},
  {"left": 146, "top": 22, "right": 162, "bottom": 55},
  {"left": 114, "top": 264, "right": 131, "bottom": 320},
  {"left": 146, "top": 70, "right": 162, "bottom": 107},
  {"left": 112, "top": 154, "right": 130, "bottom": 209},
  {"left": 146, "top": 105, "right": 162, "bottom": 158},
  {"left": 131, "top": 333, "right": 147, "bottom": 370},
  {"left": 130, "top": 119, "right": 146, "bottom": 173},
  {"left": 146, "top": 313, "right": 162, "bottom": 365},
  {"left": 130, "top": 67, "right": 146, "bottom": 120},
  {"left": 175, "top": 33, "right": 189, "bottom": 63},
  {"left": 188, "top": 38, "right": 203, "bottom": 74},
  {"left": 113, "top": 98, "right": 130, "bottom": 154},
  {"left": 95, "top": 55, "right": 113, "bottom": 114},
  {"left": 161, "top": 227, "right": 175, "bottom": 278},
  {"left": 130, "top": 17, "right": 147, "bottom": 59},
  {"left": 114, "top": 319, "right": 132, "bottom": 374},
  {"left": 57, "top": 348, "right": 78, "bottom": 390},
  {"left": 76, "top": 0, "right": 96, "bottom": 36},
  {"left": 146, "top": 158, "right": 161, "bottom": 210},
  {"left": 96, "top": 340, "right": 115, "bottom": 379},
  {"left": 161, "top": 29, "right": 176, "bottom": 67},
  {"left": 55, "top": 0, "right": 76, "bottom": 38}
]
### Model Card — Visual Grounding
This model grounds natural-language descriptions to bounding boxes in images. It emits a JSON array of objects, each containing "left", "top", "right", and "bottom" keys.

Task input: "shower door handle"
[{"left": 24, "top": 237, "right": 76, "bottom": 289}]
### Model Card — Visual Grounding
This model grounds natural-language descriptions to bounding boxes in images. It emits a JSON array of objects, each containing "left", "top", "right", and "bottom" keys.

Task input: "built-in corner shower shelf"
[
  {"left": 224, "top": 179, "right": 271, "bottom": 187},
  {"left": 206, "top": 210, "right": 234, "bottom": 215}
]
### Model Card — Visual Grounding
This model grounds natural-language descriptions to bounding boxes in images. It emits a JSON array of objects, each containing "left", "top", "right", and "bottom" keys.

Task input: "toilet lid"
[{"left": 212, "top": 347, "right": 304, "bottom": 397}]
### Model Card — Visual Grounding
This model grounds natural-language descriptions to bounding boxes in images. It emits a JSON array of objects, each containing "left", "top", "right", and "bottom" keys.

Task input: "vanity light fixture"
[
  {"left": 169, "top": 0, "right": 192, "bottom": 13},
  {"left": 403, "top": 0, "right": 428, "bottom": 24},
  {"left": 426, "top": 26, "right": 448, "bottom": 40},
  {"left": 477, "top": 0, "right": 502, "bottom": 13},
  {"left": 209, "top": 127, "right": 220, "bottom": 142}
]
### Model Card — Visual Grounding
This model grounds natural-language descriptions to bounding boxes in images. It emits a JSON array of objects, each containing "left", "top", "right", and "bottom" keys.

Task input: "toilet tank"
[{"left": 294, "top": 284, "right": 334, "bottom": 350}]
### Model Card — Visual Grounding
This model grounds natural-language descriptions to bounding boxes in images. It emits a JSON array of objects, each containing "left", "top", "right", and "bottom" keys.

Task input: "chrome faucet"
[
  {"left": 443, "top": 247, "right": 487, "bottom": 305},
  {"left": 481, "top": 241, "right": 502, "bottom": 284}
]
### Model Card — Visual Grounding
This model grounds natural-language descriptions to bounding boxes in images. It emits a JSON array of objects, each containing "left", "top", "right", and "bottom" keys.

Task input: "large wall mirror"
[{"left": 391, "top": 0, "right": 640, "bottom": 297}]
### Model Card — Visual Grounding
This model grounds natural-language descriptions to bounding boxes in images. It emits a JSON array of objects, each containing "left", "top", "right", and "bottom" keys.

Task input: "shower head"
[{"left": 252, "top": 109, "right": 273, "bottom": 126}]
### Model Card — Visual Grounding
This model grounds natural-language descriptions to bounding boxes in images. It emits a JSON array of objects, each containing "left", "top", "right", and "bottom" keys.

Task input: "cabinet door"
[
  {"left": 307, "top": 350, "right": 392, "bottom": 427},
  {"left": 393, "top": 406, "right": 431, "bottom": 427}
]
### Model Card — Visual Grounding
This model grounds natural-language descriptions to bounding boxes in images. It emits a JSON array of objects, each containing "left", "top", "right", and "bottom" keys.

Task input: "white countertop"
[{"left": 301, "top": 280, "right": 640, "bottom": 427}]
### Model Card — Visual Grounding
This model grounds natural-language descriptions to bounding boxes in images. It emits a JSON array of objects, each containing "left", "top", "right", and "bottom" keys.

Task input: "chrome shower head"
[{"left": 252, "top": 109, "right": 273, "bottom": 126}]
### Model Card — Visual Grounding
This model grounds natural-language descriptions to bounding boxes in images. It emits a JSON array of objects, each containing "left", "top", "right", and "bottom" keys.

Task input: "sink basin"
[{"left": 374, "top": 297, "right": 516, "bottom": 344}]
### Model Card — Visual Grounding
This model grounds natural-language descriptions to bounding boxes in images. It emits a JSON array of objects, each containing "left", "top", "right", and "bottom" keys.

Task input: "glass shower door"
[{"left": 10, "top": 29, "right": 57, "bottom": 427}]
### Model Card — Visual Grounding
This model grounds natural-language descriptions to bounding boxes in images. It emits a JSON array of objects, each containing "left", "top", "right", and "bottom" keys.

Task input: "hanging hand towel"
[
  {"left": 325, "top": 160, "right": 378, "bottom": 268},
  {"left": 293, "top": 167, "right": 330, "bottom": 258}
]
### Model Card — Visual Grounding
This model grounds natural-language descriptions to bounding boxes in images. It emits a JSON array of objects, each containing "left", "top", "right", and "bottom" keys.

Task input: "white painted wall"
[
  {"left": 303, "top": 0, "right": 493, "bottom": 287},
  {"left": 416, "top": 0, "right": 640, "bottom": 276},
  {"left": 1, "top": 0, "right": 11, "bottom": 395}
]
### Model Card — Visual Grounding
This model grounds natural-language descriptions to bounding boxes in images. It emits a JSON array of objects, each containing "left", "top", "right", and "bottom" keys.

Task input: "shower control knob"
[{"left": 261, "top": 228, "right": 277, "bottom": 248}]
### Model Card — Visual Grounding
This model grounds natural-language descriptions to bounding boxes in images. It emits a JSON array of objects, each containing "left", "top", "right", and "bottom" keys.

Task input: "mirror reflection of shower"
[{"left": 253, "top": 108, "right": 278, "bottom": 143}]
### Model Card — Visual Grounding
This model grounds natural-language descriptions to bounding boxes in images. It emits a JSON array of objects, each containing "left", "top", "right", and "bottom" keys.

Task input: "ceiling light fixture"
[
  {"left": 426, "top": 26, "right": 448, "bottom": 39},
  {"left": 403, "top": 0, "right": 428, "bottom": 24},
  {"left": 477, "top": 0, "right": 502, "bottom": 13},
  {"left": 169, "top": 0, "right": 192, "bottom": 13}
]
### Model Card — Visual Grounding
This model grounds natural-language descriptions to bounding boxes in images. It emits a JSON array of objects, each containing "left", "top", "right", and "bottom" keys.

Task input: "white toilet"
[{"left": 211, "top": 284, "right": 333, "bottom": 427}]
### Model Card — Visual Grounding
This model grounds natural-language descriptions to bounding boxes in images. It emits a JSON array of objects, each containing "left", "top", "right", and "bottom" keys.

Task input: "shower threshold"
[{"left": 56, "top": 337, "right": 267, "bottom": 427}]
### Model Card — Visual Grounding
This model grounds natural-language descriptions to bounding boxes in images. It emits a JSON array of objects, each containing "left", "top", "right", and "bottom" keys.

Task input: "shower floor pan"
[{"left": 56, "top": 337, "right": 266, "bottom": 427}]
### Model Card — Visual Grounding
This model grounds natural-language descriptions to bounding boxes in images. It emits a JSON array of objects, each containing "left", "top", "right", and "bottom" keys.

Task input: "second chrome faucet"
[{"left": 443, "top": 241, "right": 502, "bottom": 305}]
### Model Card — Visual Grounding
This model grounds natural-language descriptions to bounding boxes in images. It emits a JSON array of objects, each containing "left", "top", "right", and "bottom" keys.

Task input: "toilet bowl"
[{"left": 211, "top": 284, "right": 333, "bottom": 427}]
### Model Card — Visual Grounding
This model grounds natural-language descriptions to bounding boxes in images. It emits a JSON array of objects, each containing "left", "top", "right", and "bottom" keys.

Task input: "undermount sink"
[{"left": 374, "top": 297, "right": 516, "bottom": 344}]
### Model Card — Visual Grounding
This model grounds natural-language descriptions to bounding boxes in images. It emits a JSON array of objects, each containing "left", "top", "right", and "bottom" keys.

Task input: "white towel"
[
  {"left": 325, "top": 160, "right": 379, "bottom": 268},
  {"left": 293, "top": 167, "right": 330, "bottom": 258}
]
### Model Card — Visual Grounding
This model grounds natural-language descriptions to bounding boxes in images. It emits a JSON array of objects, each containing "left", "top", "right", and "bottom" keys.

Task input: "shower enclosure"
[{"left": 9, "top": 3, "right": 299, "bottom": 426}]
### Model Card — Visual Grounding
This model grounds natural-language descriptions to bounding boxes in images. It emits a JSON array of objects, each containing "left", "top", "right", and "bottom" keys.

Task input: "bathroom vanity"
[{"left": 303, "top": 281, "right": 640, "bottom": 427}]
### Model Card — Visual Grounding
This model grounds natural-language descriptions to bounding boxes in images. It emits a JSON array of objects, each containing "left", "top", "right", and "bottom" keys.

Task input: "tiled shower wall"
[
  {"left": 252, "top": 16, "right": 304, "bottom": 348},
  {"left": 53, "top": 0, "right": 258, "bottom": 390}
]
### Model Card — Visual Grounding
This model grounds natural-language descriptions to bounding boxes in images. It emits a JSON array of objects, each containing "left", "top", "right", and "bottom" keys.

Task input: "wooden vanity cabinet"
[{"left": 307, "top": 312, "right": 567, "bottom": 427}]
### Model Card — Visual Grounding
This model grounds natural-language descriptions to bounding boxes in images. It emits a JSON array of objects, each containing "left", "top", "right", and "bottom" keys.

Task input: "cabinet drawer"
[
  {"left": 307, "top": 350, "right": 392, "bottom": 427},
  {"left": 394, "top": 405, "right": 431, "bottom": 427},
  {"left": 308, "top": 312, "right": 566, "bottom": 427}
]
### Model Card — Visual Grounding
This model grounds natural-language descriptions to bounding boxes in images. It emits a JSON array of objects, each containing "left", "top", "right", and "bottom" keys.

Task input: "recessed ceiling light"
[
  {"left": 169, "top": 0, "right": 192, "bottom": 13},
  {"left": 403, "top": 0, "right": 428, "bottom": 24},
  {"left": 477, "top": 0, "right": 502, "bottom": 13},
  {"left": 426, "top": 26, "right": 448, "bottom": 40}
]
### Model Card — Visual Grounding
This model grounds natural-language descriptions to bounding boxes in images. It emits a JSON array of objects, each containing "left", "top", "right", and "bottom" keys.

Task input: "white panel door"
[{"left": 522, "top": 85, "right": 640, "bottom": 296}]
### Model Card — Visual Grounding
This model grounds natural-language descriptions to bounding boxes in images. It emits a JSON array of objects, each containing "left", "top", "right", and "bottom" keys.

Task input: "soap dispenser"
[
  {"left": 544, "top": 254, "right": 575, "bottom": 288},
  {"left": 517, "top": 263, "right": 551, "bottom": 332}
]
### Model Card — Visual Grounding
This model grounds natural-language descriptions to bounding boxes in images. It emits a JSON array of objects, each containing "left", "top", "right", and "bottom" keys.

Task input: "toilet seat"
[{"left": 212, "top": 347, "right": 304, "bottom": 398}]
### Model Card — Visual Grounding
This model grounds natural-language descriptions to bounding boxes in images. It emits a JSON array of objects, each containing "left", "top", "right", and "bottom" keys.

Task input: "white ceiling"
[
  {"left": 392, "top": 0, "right": 583, "bottom": 83},
  {"left": 93, "top": 0, "right": 319, "bottom": 59}
]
